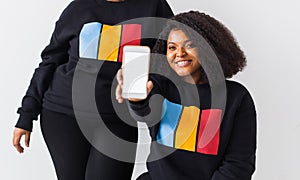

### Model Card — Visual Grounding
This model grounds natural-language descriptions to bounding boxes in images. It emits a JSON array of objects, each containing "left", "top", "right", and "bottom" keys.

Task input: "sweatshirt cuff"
[
  {"left": 15, "top": 115, "right": 34, "bottom": 132},
  {"left": 128, "top": 99, "right": 151, "bottom": 117}
]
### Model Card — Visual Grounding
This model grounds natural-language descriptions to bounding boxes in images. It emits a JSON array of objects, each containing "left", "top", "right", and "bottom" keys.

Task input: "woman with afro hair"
[{"left": 116, "top": 10, "right": 257, "bottom": 180}]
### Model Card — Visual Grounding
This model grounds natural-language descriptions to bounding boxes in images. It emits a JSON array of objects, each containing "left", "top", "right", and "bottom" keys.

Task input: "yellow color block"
[
  {"left": 98, "top": 25, "right": 121, "bottom": 61},
  {"left": 175, "top": 106, "right": 200, "bottom": 152}
]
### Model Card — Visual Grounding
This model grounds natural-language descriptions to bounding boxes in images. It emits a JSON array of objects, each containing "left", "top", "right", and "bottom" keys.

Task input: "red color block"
[
  {"left": 197, "top": 109, "right": 222, "bottom": 155},
  {"left": 118, "top": 24, "right": 142, "bottom": 62}
]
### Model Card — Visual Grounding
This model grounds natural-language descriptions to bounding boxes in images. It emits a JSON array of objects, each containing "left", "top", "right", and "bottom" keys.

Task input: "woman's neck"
[{"left": 182, "top": 76, "right": 203, "bottom": 84}]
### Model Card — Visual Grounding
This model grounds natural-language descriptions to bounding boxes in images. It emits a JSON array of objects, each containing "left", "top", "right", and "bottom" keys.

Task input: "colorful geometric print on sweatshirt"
[
  {"left": 157, "top": 99, "right": 222, "bottom": 155},
  {"left": 79, "top": 22, "right": 141, "bottom": 62}
]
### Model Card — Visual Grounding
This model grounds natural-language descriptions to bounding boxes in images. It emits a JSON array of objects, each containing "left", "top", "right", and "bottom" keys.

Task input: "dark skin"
[{"left": 13, "top": 128, "right": 30, "bottom": 153}]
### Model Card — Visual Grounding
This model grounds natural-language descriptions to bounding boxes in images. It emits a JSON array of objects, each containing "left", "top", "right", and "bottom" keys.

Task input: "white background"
[{"left": 1, "top": 0, "right": 300, "bottom": 179}]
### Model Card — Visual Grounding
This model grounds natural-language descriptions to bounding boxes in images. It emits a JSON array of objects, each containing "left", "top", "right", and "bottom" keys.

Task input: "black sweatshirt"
[
  {"left": 130, "top": 75, "right": 257, "bottom": 180},
  {"left": 16, "top": 0, "right": 173, "bottom": 131}
]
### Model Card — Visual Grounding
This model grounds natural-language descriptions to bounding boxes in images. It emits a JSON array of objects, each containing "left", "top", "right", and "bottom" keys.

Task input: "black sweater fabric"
[
  {"left": 130, "top": 76, "right": 257, "bottom": 180},
  {"left": 16, "top": 0, "right": 173, "bottom": 131}
]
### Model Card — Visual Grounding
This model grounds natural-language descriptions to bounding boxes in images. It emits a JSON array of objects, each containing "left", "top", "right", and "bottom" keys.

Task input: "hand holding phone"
[{"left": 121, "top": 45, "right": 150, "bottom": 99}]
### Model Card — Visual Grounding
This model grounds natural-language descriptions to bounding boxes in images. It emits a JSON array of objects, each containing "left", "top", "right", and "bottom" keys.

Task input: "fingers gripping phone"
[{"left": 122, "top": 45, "right": 150, "bottom": 99}]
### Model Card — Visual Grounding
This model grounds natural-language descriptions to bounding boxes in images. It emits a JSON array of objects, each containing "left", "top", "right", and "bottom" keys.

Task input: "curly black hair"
[{"left": 151, "top": 10, "right": 246, "bottom": 84}]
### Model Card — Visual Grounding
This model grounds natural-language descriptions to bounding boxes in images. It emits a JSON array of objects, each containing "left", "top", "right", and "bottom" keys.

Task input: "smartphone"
[{"left": 122, "top": 45, "right": 150, "bottom": 99}]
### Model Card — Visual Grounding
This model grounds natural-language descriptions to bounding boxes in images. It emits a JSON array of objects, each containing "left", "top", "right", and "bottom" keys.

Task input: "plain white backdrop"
[{"left": 1, "top": 0, "right": 300, "bottom": 179}]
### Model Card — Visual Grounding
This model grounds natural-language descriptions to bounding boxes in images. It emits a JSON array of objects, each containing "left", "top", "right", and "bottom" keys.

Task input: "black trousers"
[{"left": 40, "top": 109, "right": 138, "bottom": 180}]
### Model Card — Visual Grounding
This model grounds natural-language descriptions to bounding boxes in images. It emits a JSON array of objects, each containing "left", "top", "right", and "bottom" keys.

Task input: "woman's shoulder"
[
  {"left": 226, "top": 80, "right": 251, "bottom": 93},
  {"left": 225, "top": 80, "right": 255, "bottom": 104},
  {"left": 65, "top": 0, "right": 95, "bottom": 10},
  {"left": 57, "top": 0, "right": 95, "bottom": 21}
]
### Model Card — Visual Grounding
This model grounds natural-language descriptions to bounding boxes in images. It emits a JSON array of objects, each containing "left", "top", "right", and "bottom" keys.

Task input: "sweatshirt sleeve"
[
  {"left": 211, "top": 91, "right": 257, "bottom": 180},
  {"left": 128, "top": 75, "right": 165, "bottom": 125},
  {"left": 15, "top": 3, "right": 75, "bottom": 131}
]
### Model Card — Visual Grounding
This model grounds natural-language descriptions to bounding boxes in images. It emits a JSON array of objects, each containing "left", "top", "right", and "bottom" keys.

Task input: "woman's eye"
[
  {"left": 185, "top": 43, "right": 195, "bottom": 49},
  {"left": 168, "top": 46, "right": 176, "bottom": 51}
]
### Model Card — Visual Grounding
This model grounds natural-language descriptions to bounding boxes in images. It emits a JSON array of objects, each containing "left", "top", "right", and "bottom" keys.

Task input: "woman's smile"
[{"left": 174, "top": 59, "right": 192, "bottom": 67}]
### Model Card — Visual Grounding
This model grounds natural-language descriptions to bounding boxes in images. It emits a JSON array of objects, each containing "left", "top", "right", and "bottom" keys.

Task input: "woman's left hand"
[{"left": 115, "top": 68, "right": 153, "bottom": 103}]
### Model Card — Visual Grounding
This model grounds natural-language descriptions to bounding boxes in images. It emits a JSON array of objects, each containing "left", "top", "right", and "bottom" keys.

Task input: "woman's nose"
[{"left": 176, "top": 47, "right": 187, "bottom": 57}]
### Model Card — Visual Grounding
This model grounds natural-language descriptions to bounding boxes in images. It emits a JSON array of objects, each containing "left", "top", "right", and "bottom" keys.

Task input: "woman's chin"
[{"left": 174, "top": 69, "right": 190, "bottom": 77}]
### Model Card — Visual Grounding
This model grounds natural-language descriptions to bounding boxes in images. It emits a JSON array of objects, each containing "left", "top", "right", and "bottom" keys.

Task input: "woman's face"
[{"left": 166, "top": 29, "right": 201, "bottom": 84}]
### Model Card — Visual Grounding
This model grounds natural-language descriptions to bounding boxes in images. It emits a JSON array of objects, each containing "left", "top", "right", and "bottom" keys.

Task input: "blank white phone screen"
[{"left": 123, "top": 51, "right": 149, "bottom": 95}]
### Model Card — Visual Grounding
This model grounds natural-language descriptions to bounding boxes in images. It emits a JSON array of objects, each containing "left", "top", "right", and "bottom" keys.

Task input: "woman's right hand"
[
  {"left": 12, "top": 127, "right": 31, "bottom": 153},
  {"left": 115, "top": 68, "right": 153, "bottom": 103}
]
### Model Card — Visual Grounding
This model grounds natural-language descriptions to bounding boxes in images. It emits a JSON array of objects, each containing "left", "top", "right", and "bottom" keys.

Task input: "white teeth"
[
  {"left": 176, "top": 60, "right": 190, "bottom": 66},
  {"left": 178, "top": 61, "right": 186, "bottom": 65}
]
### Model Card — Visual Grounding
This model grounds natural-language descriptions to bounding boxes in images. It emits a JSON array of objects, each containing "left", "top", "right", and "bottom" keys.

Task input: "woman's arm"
[
  {"left": 15, "top": 2, "right": 78, "bottom": 132},
  {"left": 212, "top": 91, "right": 257, "bottom": 180},
  {"left": 116, "top": 69, "right": 166, "bottom": 125}
]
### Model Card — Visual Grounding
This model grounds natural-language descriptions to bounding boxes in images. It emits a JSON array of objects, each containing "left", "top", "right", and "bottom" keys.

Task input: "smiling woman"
[{"left": 116, "top": 10, "right": 257, "bottom": 180}]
